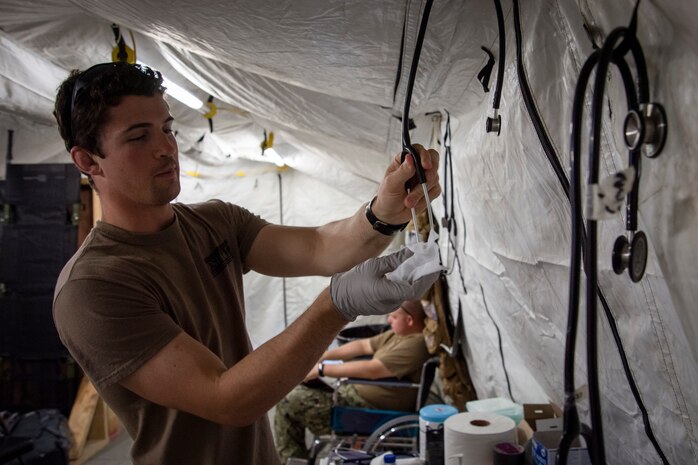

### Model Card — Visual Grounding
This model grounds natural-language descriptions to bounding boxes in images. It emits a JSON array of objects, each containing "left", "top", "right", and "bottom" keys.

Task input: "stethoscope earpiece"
[
  {"left": 623, "top": 103, "right": 667, "bottom": 158},
  {"left": 612, "top": 231, "right": 647, "bottom": 282}
]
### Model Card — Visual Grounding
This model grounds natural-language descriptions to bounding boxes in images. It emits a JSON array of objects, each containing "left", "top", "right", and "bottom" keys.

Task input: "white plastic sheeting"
[{"left": 0, "top": 0, "right": 696, "bottom": 463}]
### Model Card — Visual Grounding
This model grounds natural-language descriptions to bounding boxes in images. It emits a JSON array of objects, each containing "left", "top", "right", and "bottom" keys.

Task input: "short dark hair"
[
  {"left": 53, "top": 62, "right": 165, "bottom": 155},
  {"left": 400, "top": 300, "right": 425, "bottom": 321}
]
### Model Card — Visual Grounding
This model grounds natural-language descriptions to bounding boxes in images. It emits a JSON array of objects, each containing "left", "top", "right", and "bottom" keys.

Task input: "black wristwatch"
[
  {"left": 318, "top": 362, "right": 325, "bottom": 377},
  {"left": 364, "top": 196, "right": 409, "bottom": 236}
]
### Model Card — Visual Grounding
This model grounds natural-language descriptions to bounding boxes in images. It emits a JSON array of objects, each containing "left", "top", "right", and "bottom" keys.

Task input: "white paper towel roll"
[{"left": 444, "top": 412, "right": 517, "bottom": 465}]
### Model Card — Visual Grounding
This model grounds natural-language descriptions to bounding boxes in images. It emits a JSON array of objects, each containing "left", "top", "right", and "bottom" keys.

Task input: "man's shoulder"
[
  {"left": 174, "top": 200, "right": 262, "bottom": 227},
  {"left": 393, "top": 332, "right": 426, "bottom": 346},
  {"left": 174, "top": 199, "right": 250, "bottom": 212},
  {"left": 173, "top": 199, "right": 230, "bottom": 218},
  {"left": 54, "top": 233, "right": 138, "bottom": 298}
]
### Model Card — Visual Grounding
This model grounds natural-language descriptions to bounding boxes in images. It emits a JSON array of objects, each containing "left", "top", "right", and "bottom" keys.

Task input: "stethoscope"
[
  {"left": 485, "top": 0, "right": 506, "bottom": 136},
  {"left": 441, "top": 110, "right": 458, "bottom": 274},
  {"left": 561, "top": 3, "right": 667, "bottom": 465},
  {"left": 400, "top": 0, "right": 435, "bottom": 242}
]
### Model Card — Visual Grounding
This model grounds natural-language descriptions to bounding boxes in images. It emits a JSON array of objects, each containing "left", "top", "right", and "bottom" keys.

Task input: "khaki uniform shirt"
[{"left": 356, "top": 330, "right": 430, "bottom": 411}]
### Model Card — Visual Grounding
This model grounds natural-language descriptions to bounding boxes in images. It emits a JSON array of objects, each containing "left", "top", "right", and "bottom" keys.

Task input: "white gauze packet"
[{"left": 386, "top": 230, "right": 445, "bottom": 283}]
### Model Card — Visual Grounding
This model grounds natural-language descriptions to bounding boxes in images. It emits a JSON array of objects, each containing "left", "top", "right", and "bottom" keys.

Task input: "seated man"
[{"left": 274, "top": 300, "right": 430, "bottom": 462}]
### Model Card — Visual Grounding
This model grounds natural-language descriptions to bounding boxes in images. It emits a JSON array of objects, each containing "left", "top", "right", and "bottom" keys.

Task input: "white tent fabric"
[{"left": 0, "top": 0, "right": 696, "bottom": 463}]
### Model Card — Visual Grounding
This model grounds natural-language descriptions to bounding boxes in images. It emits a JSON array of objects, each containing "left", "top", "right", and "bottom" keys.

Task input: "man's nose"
[{"left": 156, "top": 131, "right": 177, "bottom": 157}]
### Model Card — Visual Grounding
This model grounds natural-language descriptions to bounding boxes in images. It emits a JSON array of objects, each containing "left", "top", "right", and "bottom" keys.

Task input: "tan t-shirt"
[
  {"left": 356, "top": 330, "right": 430, "bottom": 411},
  {"left": 53, "top": 200, "right": 279, "bottom": 465}
]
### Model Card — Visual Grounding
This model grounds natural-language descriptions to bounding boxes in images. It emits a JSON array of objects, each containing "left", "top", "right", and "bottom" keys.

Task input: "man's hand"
[
  {"left": 370, "top": 144, "right": 441, "bottom": 225},
  {"left": 329, "top": 248, "right": 440, "bottom": 321}
]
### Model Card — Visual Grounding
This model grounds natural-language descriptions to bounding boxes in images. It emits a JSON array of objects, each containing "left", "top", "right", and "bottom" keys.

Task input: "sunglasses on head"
[{"left": 64, "top": 62, "right": 147, "bottom": 151}]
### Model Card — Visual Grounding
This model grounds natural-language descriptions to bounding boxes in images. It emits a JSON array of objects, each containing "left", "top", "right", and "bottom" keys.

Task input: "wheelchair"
[{"left": 309, "top": 356, "right": 440, "bottom": 462}]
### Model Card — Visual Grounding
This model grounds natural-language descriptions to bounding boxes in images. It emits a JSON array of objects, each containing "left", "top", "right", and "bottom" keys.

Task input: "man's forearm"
[
  {"left": 119, "top": 288, "right": 349, "bottom": 428},
  {"left": 215, "top": 288, "right": 347, "bottom": 424},
  {"left": 321, "top": 359, "right": 393, "bottom": 380},
  {"left": 314, "top": 203, "right": 394, "bottom": 275},
  {"left": 322, "top": 338, "right": 371, "bottom": 361}
]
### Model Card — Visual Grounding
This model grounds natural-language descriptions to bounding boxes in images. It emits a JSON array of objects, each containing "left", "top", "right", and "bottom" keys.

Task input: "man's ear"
[{"left": 70, "top": 147, "right": 103, "bottom": 177}]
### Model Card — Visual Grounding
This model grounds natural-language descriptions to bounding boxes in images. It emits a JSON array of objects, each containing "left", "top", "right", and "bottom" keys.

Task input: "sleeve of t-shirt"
[
  {"left": 372, "top": 334, "right": 428, "bottom": 379},
  {"left": 203, "top": 200, "right": 270, "bottom": 272},
  {"left": 369, "top": 329, "right": 394, "bottom": 353},
  {"left": 54, "top": 276, "right": 181, "bottom": 391}
]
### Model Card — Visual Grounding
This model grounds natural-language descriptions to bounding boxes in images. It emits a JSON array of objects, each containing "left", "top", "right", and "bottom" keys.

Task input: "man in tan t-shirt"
[
  {"left": 275, "top": 300, "right": 431, "bottom": 462},
  {"left": 51, "top": 62, "right": 441, "bottom": 465}
]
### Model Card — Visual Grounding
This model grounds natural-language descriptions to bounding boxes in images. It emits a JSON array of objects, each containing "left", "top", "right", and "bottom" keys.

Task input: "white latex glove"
[{"left": 330, "top": 248, "right": 441, "bottom": 321}]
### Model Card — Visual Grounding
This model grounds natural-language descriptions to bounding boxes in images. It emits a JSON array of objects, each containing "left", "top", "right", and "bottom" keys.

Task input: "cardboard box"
[
  {"left": 524, "top": 403, "right": 560, "bottom": 431},
  {"left": 516, "top": 420, "right": 534, "bottom": 445},
  {"left": 516, "top": 403, "right": 560, "bottom": 444},
  {"left": 530, "top": 418, "right": 591, "bottom": 465}
]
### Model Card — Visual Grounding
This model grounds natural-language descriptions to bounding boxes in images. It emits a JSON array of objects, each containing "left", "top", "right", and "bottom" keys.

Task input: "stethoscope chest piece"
[
  {"left": 612, "top": 230, "right": 648, "bottom": 282},
  {"left": 623, "top": 103, "right": 667, "bottom": 158},
  {"left": 486, "top": 114, "right": 501, "bottom": 135}
]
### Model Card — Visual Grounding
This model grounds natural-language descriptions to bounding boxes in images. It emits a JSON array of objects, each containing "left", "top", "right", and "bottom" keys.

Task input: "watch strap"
[{"left": 364, "top": 196, "right": 409, "bottom": 236}]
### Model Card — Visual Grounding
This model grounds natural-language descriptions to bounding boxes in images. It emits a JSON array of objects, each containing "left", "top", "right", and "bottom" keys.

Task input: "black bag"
[{"left": 0, "top": 409, "right": 70, "bottom": 465}]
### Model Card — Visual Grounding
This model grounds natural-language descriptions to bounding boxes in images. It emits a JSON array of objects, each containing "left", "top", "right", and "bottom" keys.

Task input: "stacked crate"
[{"left": 0, "top": 163, "right": 81, "bottom": 415}]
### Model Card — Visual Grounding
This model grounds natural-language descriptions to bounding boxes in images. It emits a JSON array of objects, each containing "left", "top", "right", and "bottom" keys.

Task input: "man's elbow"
[
  {"left": 207, "top": 392, "right": 268, "bottom": 427},
  {"left": 364, "top": 366, "right": 395, "bottom": 380}
]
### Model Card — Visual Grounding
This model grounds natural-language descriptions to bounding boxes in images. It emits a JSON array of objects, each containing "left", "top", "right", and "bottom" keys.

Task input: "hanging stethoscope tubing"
[
  {"left": 486, "top": 0, "right": 506, "bottom": 135},
  {"left": 511, "top": 0, "right": 669, "bottom": 463},
  {"left": 401, "top": 0, "right": 435, "bottom": 241},
  {"left": 561, "top": 2, "right": 669, "bottom": 464},
  {"left": 560, "top": 47, "right": 598, "bottom": 465},
  {"left": 441, "top": 110, "right": 458, "bottom": 274}
]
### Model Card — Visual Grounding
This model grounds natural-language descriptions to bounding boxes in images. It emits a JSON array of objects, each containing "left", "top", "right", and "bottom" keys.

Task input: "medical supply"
[
  {"left": 386, "top": 230, "right": 445, "bottom": 283},
  {"left": 444, "top": 412, "right": 516, "bottom": 465},
  {"left": 369, "top": 453, "right": 421, "bottom": 465},
  {"left": 419, "top": 404, "right": 458, "bottom": 465},
  {"left": 493, "top": 442, "right": 525, "bottom": 465},
  {"left": 466, "top": 397, "right": 523, "bottom": 425}
]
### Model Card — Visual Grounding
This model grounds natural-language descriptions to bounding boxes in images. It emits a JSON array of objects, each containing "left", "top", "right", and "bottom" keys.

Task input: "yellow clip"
[
  {"left": 203, "top": 100, "right": 218, "bottom": 120},
  {"left": 111, "top": 28, "right": 136, "bottom": 64},
  {"left": 260, "top": 130, "right": 274, "bottom": 152},
  {"left": 111, "top": 45, "right": 136, "bottom": 64}
]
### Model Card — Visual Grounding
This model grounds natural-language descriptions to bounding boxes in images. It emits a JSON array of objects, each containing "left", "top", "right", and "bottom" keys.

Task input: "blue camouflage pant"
[{"left": 274, "top": 383, "right": 372, "bottom": 462}]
